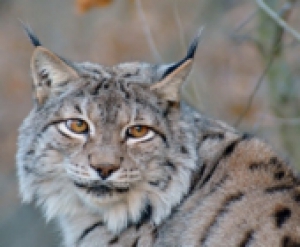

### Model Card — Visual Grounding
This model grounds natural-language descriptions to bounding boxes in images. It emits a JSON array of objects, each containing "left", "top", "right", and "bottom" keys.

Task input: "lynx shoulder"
[{"left": 17, "top": 29, "right": 300, "bottom": 247}]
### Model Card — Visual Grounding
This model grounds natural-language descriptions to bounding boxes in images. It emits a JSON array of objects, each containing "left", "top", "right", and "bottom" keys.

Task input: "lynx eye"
[
  {"left": 57, "top": 119, "right": 90, "bottom": 139},
  {"left": 127, "top": 126, "right": 149, "bottom": 138},
  {"left": 66, "top": 119, "right": 89, "bottom": 134},
  {"left": 125, "top": 125, "right": 155, "bottom": 144}
]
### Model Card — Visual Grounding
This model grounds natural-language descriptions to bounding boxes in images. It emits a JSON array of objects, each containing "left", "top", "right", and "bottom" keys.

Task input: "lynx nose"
[{"left": 90, "top": 163, "right": 120, "bottom": 180}]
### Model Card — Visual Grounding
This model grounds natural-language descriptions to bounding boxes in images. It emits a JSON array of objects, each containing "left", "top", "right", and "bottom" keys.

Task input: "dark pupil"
[
  {"left": 76, "top": 120, "right": 83, "bottom": 127},
  {"left": 135, "top": 126, "right": 142, "bottom": 132}
]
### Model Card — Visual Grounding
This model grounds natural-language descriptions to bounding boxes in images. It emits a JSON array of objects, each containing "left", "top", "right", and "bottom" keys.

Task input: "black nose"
[{"left": 90, "top": 163, "right": 120, "bottom": 180}]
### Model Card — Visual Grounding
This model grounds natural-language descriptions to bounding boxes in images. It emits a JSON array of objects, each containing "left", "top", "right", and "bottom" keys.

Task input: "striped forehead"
[
  {"left": 71, "top": 80, "right": 162, "bottom": 126},
  {"left": 90, "top": 90, "right": 161, "bottom": 126}
]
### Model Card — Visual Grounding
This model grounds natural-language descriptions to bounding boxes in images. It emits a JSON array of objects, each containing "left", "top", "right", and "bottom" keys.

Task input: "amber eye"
[
  {"left": 126, "top": 125, "right": 150, "bottom": 138},
  {"left": 66, "top": 119, "right": 89, "bottom": 134}
]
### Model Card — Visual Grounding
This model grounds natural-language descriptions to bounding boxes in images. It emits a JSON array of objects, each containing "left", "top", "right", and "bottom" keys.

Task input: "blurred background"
[{"left": 1, "top": 0, "right": 300, "bottom": 246}]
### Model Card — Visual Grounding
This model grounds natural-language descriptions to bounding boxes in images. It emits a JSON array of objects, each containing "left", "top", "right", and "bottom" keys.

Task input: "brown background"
[{"left": 1, "top": 0, "right": 300, "bottom": 246}]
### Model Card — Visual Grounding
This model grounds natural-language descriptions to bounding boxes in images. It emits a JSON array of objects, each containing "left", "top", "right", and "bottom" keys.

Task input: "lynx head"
[{"left": 17, "top": 28, "right": 202, "bottom": 233}]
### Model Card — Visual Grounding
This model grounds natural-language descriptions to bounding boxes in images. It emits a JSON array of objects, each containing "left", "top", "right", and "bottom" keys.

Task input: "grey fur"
[
  {"left": 17, "top": 34, "right": 300, "bottom": 247},
  {"left": 17, "top": 37, "right": 200, "bottom": 246}
]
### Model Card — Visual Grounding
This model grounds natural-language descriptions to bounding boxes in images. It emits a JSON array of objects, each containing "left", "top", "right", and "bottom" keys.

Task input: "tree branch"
[
  {"left": 135, "top": 0, "right": 163, "bottom": 63},
  {"left": 256, "top": 0, "right": 300, "bottom": 42}
]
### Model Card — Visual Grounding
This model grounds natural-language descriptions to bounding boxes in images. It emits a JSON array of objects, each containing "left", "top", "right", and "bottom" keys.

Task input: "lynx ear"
[
  {"left": 150, "top": 59, "right": 193, "bottom": 102},
  {"left": 150, "top": 28, "right": 203, "bottom": 102},
  {"left": 31, "top": 47, "right": 79, "bottom": 104}
]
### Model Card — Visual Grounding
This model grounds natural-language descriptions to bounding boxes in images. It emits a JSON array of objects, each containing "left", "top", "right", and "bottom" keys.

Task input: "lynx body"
[{"left": 17, "top": 31, "right": 300, "bottom": 247}]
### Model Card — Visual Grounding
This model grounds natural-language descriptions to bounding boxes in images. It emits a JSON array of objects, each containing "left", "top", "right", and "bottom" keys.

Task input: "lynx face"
[{"left": 17, "top": 34, "right": 201, "bottom": 233}]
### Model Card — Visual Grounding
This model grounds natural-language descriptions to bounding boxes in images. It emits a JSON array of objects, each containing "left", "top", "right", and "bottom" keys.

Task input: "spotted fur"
[{"left": 17, "top": 32, "right": 300, "bottom": 247}]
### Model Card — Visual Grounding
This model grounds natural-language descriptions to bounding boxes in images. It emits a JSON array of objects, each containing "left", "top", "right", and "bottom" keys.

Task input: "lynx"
[{"left": 17, "top": 28, "right": 300, "bottom": 247}]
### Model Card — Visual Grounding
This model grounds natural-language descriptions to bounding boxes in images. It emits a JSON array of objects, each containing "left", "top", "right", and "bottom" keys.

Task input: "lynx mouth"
[{"left": 74, "top": 182, "right": 129, "bottom": 196}]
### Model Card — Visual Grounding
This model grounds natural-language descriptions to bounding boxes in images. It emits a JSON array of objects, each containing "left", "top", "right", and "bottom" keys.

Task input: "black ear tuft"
[
  {"left": 20, "top": 21, "right": 42, "bottom": 47},
  {"left": 185, "top": 26, "right": 204, "bottom": 61},
  {"left": 161, "top": 26, "right": 204, "bottom": 78}
]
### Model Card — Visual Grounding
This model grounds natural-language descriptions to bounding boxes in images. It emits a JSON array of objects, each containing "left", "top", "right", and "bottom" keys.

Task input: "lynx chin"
[{"left": 17, "top": 28, "right": 300, "bottom": 247}]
